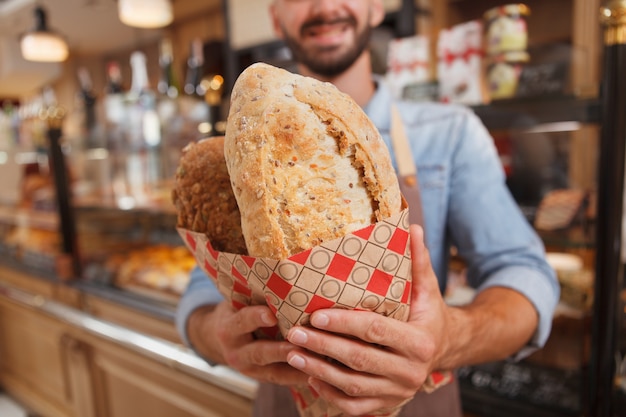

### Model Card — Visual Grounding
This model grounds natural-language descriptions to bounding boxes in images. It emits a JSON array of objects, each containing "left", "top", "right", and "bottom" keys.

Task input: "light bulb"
[{"left": 118, "top": 0, "right": 174, "bottom": 29}]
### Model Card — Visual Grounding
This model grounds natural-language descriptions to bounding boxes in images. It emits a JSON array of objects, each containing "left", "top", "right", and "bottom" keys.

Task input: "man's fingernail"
[
  {"left": 288, "top": 354, "right": 306, "bottom": 369},
  {"left": 289, "top": 328, "right": 308, "bottom": 344},
  {"left": 261, "top": 312, "right": 274, "bottom": 326},
  {"left": 311, "top": 312, "right": 329, "bottom": 328},
  {"left": 309, "top": 378, "right": 321, "bottom": 394}
]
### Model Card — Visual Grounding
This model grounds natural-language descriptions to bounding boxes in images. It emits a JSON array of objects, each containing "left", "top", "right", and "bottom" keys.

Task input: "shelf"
[
  {"left": 74, "top": 201, "right": 177, "bottom": 217},
  {"left": 0, "top": 206, "right": 58, "bottom": 230},
  {"left": 74, "top": 280, "right": 177, "bottom": 322},
  {"left": 471, "top": 96, "right": 601, "bottom": 131},
  {"left": 0, "top": 255, "right": 61, "bottom": 282},
  {"left": 459, "top": 361, "right": 584, "bottom": 417}
]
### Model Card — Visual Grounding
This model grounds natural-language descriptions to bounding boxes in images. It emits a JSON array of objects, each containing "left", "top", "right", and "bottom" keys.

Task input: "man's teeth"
[{"left": 309, "top": 25, "right": 345, "bottom": 37}]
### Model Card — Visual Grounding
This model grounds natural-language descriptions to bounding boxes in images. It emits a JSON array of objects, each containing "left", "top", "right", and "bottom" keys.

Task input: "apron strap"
[{"left": 390, "top": 104, "right": 425, "bottom": 229}]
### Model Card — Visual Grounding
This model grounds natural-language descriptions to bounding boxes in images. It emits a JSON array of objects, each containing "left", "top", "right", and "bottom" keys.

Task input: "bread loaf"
[
  {"left": 172, "top": 136, "right": 248, "bottom": 254},
  {"left": 225, "top": 63, "right": 402, "bottom": 259}
]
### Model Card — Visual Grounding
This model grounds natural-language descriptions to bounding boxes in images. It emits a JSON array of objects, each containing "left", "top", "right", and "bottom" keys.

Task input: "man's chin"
[
  {"left": 284, "top": 34, "right": 365, "bottom": 77},
  {"left": 301, "top": 57, "right": 356, "bottom": 78}
]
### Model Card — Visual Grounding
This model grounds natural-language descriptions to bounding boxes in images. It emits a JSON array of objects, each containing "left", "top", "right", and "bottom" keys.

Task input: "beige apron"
[
  {"left": 252, "top": 105, "right": 463, "bottom": 417},
  {"left": 252, "top": 381, "right": 462, "bottom": 417}
]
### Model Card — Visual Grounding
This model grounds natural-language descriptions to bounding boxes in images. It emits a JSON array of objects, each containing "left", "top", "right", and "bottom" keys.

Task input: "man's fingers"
[
  {"left": 223, "top": 305, "right": 277, "bottom": 335},
  {"left": 286, "top": 346, "right": 419, "bottom": 397},
  {"left": 409, "top": 224, "right": 440, "bottom": 300},
  {"left": 236, "top": 339, "right": 296, "bottom": 366}
]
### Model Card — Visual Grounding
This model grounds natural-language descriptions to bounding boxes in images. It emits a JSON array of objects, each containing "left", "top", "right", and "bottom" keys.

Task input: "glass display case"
[
  {"left": 0, "top": 101, "right": 73, "bottom": 280},
  {"left": 67, "top": 88, "right": 213, "bottom": 309},
  {"left": 443, "top": 1, "right": 626, "bottom": 416},
  {"left": 453, "top": 98, "right": 600, "bottom": 417},
  {"left": 0, "top": 53, "right": 220, "bottom": 313}
]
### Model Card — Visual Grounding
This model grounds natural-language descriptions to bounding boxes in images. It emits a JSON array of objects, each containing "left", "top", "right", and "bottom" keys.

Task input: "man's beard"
[{"left": 281, "top": 17, "right": 372, "bottom": 77}]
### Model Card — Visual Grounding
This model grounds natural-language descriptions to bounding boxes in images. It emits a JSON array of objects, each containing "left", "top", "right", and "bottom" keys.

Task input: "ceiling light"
[
  {"left": 20, "top": 6, "right": 69, "bottom": 62},
  {"left": 118, "top": 0, "right": 174, "bottom": 29}
]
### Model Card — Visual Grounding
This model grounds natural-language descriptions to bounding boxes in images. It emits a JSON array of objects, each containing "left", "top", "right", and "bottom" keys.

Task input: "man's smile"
[{"left": 301, "top": 19, "right": 355, "bottom": 46}]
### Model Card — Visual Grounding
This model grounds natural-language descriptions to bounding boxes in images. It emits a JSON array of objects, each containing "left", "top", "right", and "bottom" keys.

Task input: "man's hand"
[
  {"left": 187, "top": 302, "right": 309, "bottom": 387},
  {"left": 283, "top": 224, "right": 538, "bottom": 416},
  {"left": 282, "top": 224, "right": 447, "bottom": 415}
]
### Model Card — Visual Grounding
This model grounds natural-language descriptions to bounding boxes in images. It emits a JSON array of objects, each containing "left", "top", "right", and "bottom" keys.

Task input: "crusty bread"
[
  {"left": 224, "top": 63, "right": 402, "bottom": 259},
  {"left": 172, "top": 136, "right": 248, "bottom": 255}
]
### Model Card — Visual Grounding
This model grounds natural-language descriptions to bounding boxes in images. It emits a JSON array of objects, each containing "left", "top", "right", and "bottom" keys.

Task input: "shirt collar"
[{"left": 363, "top": 75, "right": 394, "bottom": 134}]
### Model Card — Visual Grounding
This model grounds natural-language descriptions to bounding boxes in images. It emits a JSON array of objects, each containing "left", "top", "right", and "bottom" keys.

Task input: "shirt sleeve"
[
  {"left": 175, "top": 265, "right": 225, "bottom": 347},
  {"left": 446, "top": 109, "right": 560, "bottom": 359}
]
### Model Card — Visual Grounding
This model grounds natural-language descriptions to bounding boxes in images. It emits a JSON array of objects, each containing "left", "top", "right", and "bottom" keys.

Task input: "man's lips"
[
  {"left": 301, "top": 19, "right": 355, "bottom": 45},
  {"left": 305, "top": 22, "right": 349, "bottom": 37}
]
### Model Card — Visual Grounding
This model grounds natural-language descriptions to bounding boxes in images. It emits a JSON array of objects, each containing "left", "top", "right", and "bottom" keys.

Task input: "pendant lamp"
[
  {"left": 118, "top": 0, "right": 173, "bottom": 29},
  {"left": 20, "top": 6, "right": 69, "bottom": 62}
]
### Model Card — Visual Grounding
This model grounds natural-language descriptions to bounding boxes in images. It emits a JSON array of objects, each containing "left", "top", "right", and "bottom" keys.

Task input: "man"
[{"left": 176, "top": 1, "right": 559, "bottom": 416}]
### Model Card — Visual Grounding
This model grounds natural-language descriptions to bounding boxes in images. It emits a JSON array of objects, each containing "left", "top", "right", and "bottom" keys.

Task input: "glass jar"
[
  {"left": 486, "top": 51, "right": 530, "bottom": 100},
  {"left": 484, "top": 4, "right": 531, "bottom": 56}
]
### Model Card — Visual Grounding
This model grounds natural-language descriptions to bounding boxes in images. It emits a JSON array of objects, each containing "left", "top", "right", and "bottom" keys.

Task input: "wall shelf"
[{"left": 471, "top": 96, "right": 601, "bottom": 131}]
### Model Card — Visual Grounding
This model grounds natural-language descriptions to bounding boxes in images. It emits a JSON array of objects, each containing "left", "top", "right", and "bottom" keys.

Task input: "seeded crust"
[
  {"left": 224, "top": 63, "right": 402, "bottom": 260},
  {"left": 172, "top": 136, "right": 248, "bottom": 254}
]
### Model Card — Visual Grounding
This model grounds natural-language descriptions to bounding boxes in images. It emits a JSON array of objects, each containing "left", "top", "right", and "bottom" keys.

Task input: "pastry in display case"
[
  {"left": 0, "top": 147, "right": 67, "bottom": 275},
  {"left": 105, "top": 244, "right": 195, "bottom": 303},
  {"left": 74, "top": 203, "right": 193, "bottom": 305}
]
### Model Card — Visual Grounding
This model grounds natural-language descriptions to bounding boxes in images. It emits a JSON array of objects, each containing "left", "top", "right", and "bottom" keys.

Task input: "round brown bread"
[
  {"left": 172, "top": 136, "right": 248, "bottom": 255},
  {"left": 225, "top": 63, "right": 402, "bottom": 259}
]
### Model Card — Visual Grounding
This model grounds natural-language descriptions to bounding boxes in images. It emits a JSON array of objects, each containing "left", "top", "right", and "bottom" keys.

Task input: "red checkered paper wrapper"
[{"left": 178, "top": 206, "right": 452, "bottom": 417}]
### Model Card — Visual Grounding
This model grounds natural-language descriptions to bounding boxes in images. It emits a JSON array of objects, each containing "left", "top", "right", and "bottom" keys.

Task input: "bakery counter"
[
  {"left": 0, "top": 262, "right": 257, "bottom": 417},
  {"left": 73, "top": 280, "right": 177, "bottom": 323},
  {"left": 0, "top": 254, "right": 178, "bottom": 316}
]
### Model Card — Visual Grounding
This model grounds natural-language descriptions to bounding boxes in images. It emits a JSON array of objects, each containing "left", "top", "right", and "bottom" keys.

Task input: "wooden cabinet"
[
  {"left": 0, "top": 270, "right": 255, "bottom": 417},
  {"left": 57, "top": 331, "right": 251, "bottom": 417},
  {"left": 82, "top": 294, "right": 181, "bottom": 344},
  {"left": 0, "top": 295, "right": 74, "bottom": 417},
  {"left": 86, "top": 336, "right": 250, "bottom": 417}
]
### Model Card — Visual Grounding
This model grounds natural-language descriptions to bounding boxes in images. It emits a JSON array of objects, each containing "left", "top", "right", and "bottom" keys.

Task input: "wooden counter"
[{"left": 0, "top": 264, "right": 256, "bottom": 417}]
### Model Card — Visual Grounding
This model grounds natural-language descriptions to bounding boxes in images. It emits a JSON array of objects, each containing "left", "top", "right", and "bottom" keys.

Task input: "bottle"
[
  {"left": 102, "top": 60, "right": 126, "bottom": 204},
  {"left": 179, "top": 38, "right": 208, "bottom": 146},
  {"left": 125, "top": 51, "right": 162, "bottom": 206},
  {"left": 128, "top": 51, "right": 160, "bottom": 148},
  {"left": 103, "top": 61, "right": 126, "bottom": 126},
  {"left": 129, "top": 51, "right": 149, "bottom": 98},
  {"left": 156, "top": 38, "right": 180, "bottom": 125},
  {"left": 183, "top": 38, "right": 204, "bottom": 97},
  {"left": 105, "top": 60, "right": 124, "bottom": 95},
  {"left": 158, "top": 38, "right": 179, "bottom": 99},
  {"left": 76, "top": 66, "right": 100, "bottom": 148},
  {"left": 156, "top": 38, "right": 183, "bottom": 181}
]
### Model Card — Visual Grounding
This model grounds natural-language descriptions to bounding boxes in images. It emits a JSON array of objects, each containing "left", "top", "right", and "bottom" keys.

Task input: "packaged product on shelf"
[
  {"left": 534, "top": 188, "right": 588, "bottom": 232},
  {"left": 545, "top": 252, "right": 594, "bottom": 312},
  {"left": 484, "top": 3, "right": 531, "bottom": 56},
  {"left": 437, "top": 20, "right": 488, "bottom": 105},
  {"left": 385, "top": 34, "right": 430, "bottom": 100},
  {"left": 486, "top": 51, "right": 530, "bottom": 100}
]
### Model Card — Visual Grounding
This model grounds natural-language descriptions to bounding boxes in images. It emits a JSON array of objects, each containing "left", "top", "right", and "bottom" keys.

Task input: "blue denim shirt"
[{"left": 176, "top": 80, "right": 560, "bottom": 359}]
